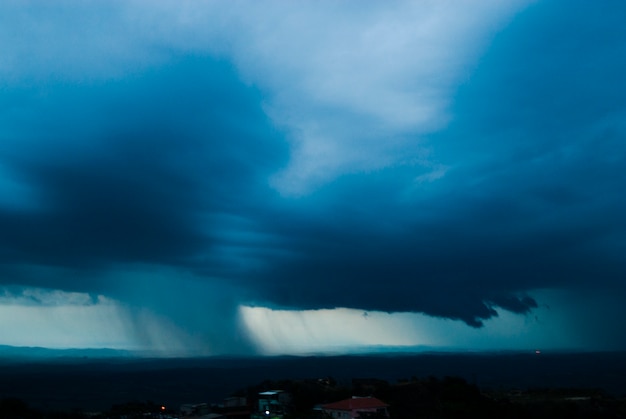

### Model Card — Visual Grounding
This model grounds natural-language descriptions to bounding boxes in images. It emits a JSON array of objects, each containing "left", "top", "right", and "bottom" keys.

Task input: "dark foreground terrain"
[{"left": 0, "top": 351, "right": 625, "bottom": 414}]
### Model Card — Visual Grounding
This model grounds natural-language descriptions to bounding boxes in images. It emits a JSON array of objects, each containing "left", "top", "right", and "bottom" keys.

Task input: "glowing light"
[{"left": 238, "top": 305, "right": 429, "bottom": 354}]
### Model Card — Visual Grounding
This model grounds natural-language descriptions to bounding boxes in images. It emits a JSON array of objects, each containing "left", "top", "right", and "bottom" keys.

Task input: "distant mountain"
[{"left": 0, "top": 344, "right": 135, "bottom": 361}]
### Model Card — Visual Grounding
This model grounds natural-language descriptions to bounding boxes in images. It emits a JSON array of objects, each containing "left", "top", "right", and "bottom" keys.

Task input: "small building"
[
  {"left": 251, "top": 390, "right": 291, "bottom": 419},
  {"left": 321, "top": 397, "right": 389, "bottom": 419}
]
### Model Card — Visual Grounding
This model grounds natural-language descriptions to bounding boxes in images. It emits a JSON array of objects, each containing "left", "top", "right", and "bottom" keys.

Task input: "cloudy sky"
[{"left": 1, "top": 0, "right": 625, "bottom": 356}]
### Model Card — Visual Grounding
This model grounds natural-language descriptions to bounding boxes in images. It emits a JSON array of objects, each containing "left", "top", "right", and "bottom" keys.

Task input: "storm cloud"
[{"left": 0, "top": 0, "right": 625, "bottom": 353}]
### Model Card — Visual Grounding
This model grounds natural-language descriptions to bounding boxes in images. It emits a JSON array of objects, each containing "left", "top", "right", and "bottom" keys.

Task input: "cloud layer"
[{"left": 1, "top": 1, "right": 625, "bottom": 353}]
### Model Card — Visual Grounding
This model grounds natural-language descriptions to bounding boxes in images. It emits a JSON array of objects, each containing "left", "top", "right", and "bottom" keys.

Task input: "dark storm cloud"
[
  {"left": 1, "top": 0, "right": 625, "bottom": 339},
  {"left": 226, "top": 0, "right": 626, "bottom": 327},
  {"left": 0, "top": 56, "right": 285, "bottom": 289}
]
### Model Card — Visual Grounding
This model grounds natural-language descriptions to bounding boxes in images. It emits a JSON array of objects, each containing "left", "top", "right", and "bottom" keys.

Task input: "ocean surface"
[{"left": 0, "top": 351, "right": 625, "bottom": 411}]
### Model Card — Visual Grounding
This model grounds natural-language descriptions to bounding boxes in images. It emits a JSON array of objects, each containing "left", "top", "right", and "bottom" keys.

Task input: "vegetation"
[
  {"left": 3, "top": 375, "right": 626, "bottom": 418},
  {"left": 237, "top": 375, "right": 626, "bottom": 419}
]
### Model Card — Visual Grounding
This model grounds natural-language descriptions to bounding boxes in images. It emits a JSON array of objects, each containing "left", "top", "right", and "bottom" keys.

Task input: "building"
[
  {"left": 251, "top": 390, "right": 291, "bottom": 419},
  {"left": 321, "top": 397, "right": 389, "bottom": 419}
]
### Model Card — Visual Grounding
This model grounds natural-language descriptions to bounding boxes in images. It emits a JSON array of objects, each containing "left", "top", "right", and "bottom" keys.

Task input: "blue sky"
[{"left": 0, "top": 0, "right": 625, "bottom": 356}]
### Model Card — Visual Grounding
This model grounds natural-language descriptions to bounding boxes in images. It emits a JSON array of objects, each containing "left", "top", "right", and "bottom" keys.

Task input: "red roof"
[{"left": 322, "top": 397, "right": 388, "bottom": 411}]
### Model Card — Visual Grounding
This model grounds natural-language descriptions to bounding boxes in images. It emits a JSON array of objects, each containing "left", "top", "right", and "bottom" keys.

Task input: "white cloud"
[
  {"left": 195, "top": 0, "right": 532, "bottom": 194},
  {"left": 0, "top": 0, "right": 531, "bottom": 195}
]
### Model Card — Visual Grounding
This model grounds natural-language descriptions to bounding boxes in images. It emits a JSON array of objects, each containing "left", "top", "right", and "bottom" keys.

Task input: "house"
[
  {"left": 251, "top": 390, "right": 291, "bottom": 419},
  {"left": 321, "top": 397, "right": 389, "bottom": 419}
]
